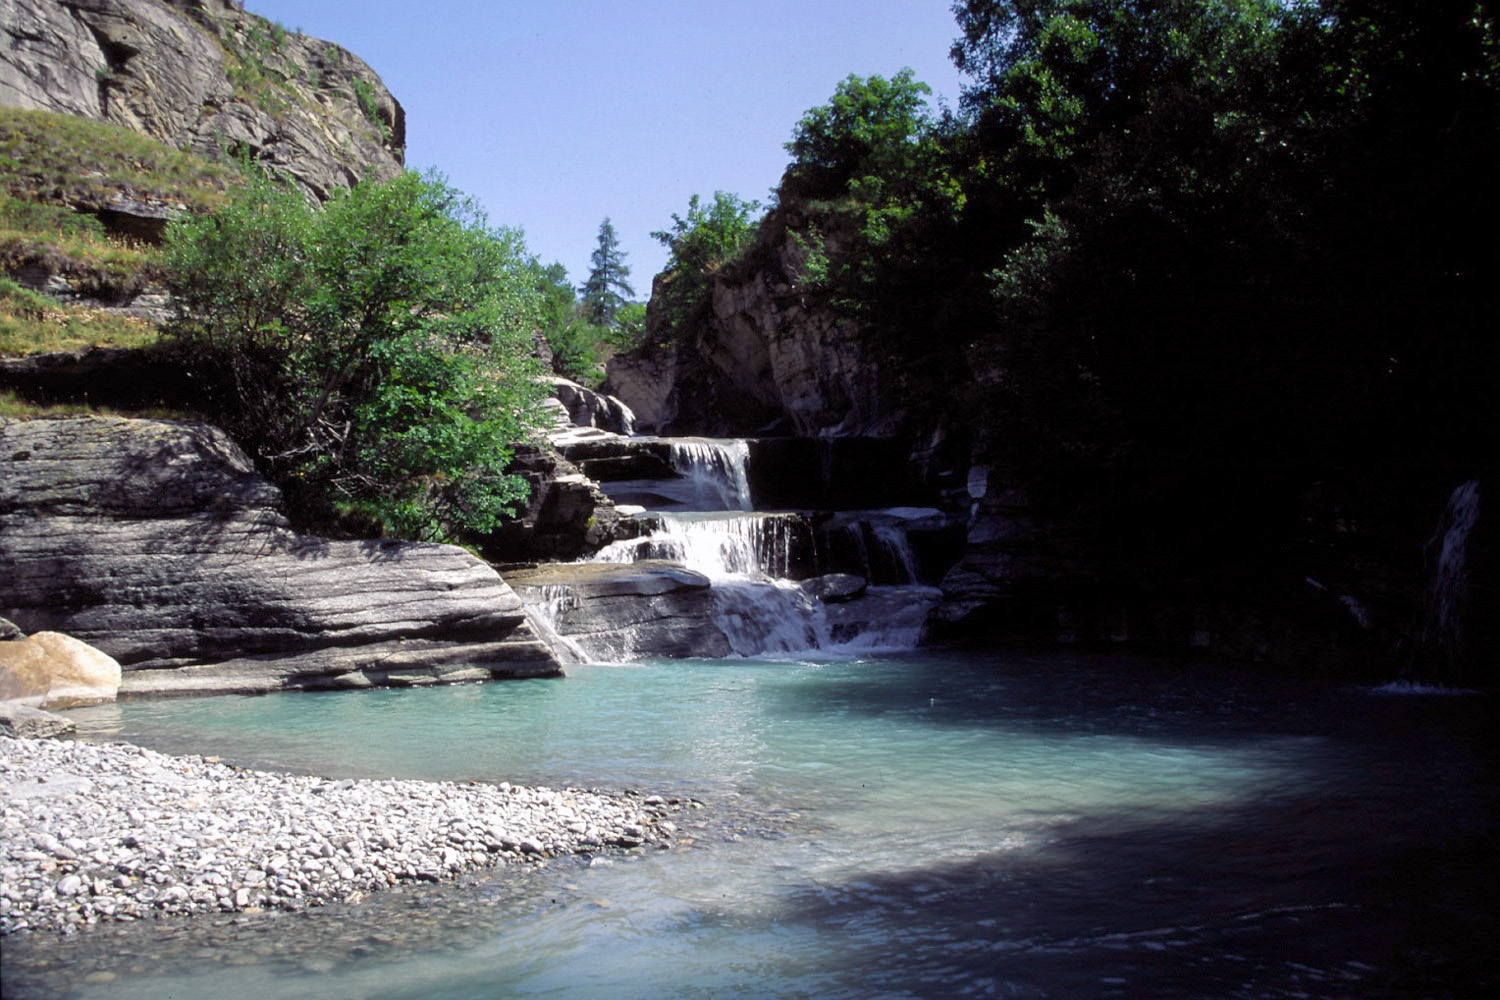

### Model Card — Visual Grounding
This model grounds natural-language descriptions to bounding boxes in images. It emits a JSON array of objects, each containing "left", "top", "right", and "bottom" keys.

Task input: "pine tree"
[{"left": 580, "top": 217, "right": 634, "bottom": 326}]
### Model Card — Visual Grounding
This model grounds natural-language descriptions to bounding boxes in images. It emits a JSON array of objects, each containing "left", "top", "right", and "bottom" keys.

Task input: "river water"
[{"left": 11, "top": 650, "right": 1499, "bottom": 999}]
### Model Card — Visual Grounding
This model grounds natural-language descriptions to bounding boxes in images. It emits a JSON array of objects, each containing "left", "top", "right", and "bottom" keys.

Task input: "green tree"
[
  {"left": 649, "top": 191, "right": 761, "bottom": 337},
  {"left": 778, "top": 71, "right": 963, "bottom": 336},
  {"left": 161, "top": 170, "right": 548, "bottom": 541},
  {"left": 580, "top": 217, "right": 634, "bottom": 326},
  {"left": 783, "top": 68, "right": 938, "bottom": 201}
]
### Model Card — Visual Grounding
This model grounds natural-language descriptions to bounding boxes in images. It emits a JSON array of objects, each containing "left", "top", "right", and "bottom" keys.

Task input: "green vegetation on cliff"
[
  {"left": 644, "top": 0, "right": 1499, "bottom": 580},
  {"left": 0, "top": 107, "right": 240, "bottom": 213},
  {"left": 649, "top": 191, "right": 762, "bottom": 342},
  {"left": 0, "top": 108, "right": 244, "bottom": 358},
  {"left": 162, "top": 171, "right": 547, "bottom": 542}
]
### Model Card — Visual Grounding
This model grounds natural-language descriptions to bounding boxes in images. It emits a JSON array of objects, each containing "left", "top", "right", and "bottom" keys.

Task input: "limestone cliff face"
[
  {"left": 605, "top": 211, "right": 887, "bottom": 438},
  {"left": 0, "top": 0, "right": 403, "bottom": 199},
  {"left": 0, "top": 416, "right": 560, "bottom": 695}
]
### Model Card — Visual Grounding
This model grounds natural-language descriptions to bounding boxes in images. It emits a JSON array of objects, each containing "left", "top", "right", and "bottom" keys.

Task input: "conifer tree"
[{"left": 580, "top": 217, "right": 634, "bottom": 326}]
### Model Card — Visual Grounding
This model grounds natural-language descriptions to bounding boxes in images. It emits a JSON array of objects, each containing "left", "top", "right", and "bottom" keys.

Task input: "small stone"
[{"left": 55, "top": 875, "right": 83, "bottom": 896}]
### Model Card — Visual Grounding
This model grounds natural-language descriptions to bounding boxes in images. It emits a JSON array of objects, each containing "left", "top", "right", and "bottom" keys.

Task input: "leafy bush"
[
  {"left": 161, "top": 170, "right": 548, "bottom": 541},
  {"left": 649, "top": 191, "right": 761, "bottom": 338}
]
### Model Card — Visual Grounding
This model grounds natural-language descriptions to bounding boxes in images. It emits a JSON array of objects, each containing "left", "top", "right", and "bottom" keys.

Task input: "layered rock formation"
[
  {"left": 0, "top": 0, "right": 404, "bottom": 200},
  {"left": 505, "top": 561, "right": 729, "bottom": 661},
  {"left": 0, "top": 416, "right": 560, "bottom": 695},
  {"left": 605, "top": 211, "right": 887, "bottom": 438}
]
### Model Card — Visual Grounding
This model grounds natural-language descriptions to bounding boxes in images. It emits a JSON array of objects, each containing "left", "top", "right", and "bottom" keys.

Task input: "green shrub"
[{"left": 162, "top": 170, "right": 548, "bottom": 541}]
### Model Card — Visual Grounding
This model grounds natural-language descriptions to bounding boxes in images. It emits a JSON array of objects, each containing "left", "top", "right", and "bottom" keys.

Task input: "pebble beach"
[{"left": 0, "top": 735, "right": 686, "bottom": 935}]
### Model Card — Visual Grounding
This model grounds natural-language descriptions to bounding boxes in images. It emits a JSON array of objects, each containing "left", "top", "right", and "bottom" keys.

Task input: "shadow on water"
[
  {"left": 754, "top": 648, "right": 1495, "bottom": 749},
  {"left": 17, "top": 650, "right": 1500, "bottom": 1000},
  {"left": 738, "top": 800, "right": 1500, "bottom": 999}
]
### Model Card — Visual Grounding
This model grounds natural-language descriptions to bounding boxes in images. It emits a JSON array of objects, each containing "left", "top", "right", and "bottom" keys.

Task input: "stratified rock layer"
[
  {"left": 0, "top": 416, "right": 560, "bottom": 694},
  {"left": 505, "top": 560, "right": 730, "bottom": 661},
  {"left": 0, "top": 0, "right": 404, "bottom": 200}
]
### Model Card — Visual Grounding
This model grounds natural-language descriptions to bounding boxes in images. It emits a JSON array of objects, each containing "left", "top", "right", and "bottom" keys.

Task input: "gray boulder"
[
  {"left": 0, "top": 416, "right": 561, "bottom": 695},
  {"left": 0, "top": 701, "right": 75, "bottom": 739},
  {"left": 800, "top": 573, "right": 868, "bottom": 603},
  {"left": 543, "top": 376, "right": 636, "bottom": 436}
]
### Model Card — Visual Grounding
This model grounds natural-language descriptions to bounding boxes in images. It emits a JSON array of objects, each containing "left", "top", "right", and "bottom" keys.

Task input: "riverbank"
[{"left": 0, "top": 735, "right": 687, "bottom": 935}]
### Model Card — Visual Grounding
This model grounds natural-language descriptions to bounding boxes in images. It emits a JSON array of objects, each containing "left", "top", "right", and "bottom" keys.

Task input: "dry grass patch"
[{"left": 0, "top": 277, "right": 161, "bottom": 357}]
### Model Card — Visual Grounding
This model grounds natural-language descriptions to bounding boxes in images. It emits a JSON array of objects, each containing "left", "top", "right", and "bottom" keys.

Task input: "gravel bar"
[{"left": 0, "top": 736, "right": 687, "bottom": 935}]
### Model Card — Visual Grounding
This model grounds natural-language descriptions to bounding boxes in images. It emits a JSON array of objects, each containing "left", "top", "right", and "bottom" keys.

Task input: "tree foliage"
[
  {"left": 161, "top": 170, "right": 548, "bottom": 541},
  {"left": 529, "top": 253, "right": 641, "bottom": 387},
  {"left": 579, "top": 217, "right": 634, "bottom": 326},
  {"left": 646, "top": 0, "right": 1498, "bottom": 593},
  {"left": 649, "top": 191, "right": 762, "bottom": 338}
]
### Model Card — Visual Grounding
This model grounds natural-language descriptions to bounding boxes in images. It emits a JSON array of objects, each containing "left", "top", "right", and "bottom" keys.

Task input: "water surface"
[{"left": 12, "top": 650, "right": 1498, "bottom": 999}]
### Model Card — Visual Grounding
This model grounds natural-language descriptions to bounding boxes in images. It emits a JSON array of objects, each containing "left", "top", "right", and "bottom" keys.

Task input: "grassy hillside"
[{"left": 0, "top": 107, "right": 241, "bottom": 359}]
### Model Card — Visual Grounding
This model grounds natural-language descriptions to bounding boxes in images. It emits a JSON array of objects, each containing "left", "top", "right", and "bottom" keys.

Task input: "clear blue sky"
[{"left": 242, "top": 1, "right": 967, "bottom": 295}]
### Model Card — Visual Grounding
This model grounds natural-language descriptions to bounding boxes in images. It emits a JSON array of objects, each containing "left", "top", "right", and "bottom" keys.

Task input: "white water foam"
[
  {"left": 665, "top": 439, "right": 753, "bottom": 511},
  {"left": 520, "top": 584, "right": 591, "bottom": 665},
  {"left": 592, "top": 512, "right": 796, "bottom": 580}
]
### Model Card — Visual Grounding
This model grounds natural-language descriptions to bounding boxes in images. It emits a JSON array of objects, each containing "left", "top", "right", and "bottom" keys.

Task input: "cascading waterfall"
[
  {"left": 521, "top": 584, "right": 591, "bottom": 665},
  {"left": 1420, "top": 478, "right": 1480, "bottom": 675},
  {"left": 869, "top": 523, "right": 920, "bottom": 584},
  {"left": 712, "top": 579, "right": 832, "bottom": 655},
  {"left": 588, "top": 506, "right": 938, "bottom": 656},
  {"left": 665, "top": 439, "right": 753, "bottom": 511},
  {"left": 562, "top": 430, "right": 940, "bottom": 658},
  {"left": 592, "top": 512, "right": 796, "bottom": 579}
]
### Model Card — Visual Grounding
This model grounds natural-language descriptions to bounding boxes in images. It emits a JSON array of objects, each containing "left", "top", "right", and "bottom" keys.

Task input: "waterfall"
[
  {"left": 550, "top": 433, "right": 941, "bottom": 660},
  {"left": 521, "top": 585, "right": 591, "bottom": 665},
  {"left": 712, "top": 580, "right": 831, "bottom": 656},
  {"left": 665, "top": 439, "right": 753, "bottom": 511},
  {"left": 869, "top": 523, "right": 920, "bottom": 584},
  {"left": 1420, "top": 479, "right": 1480, "bottom": 672},
  {"left": 592, "top": 512, "right": 796, "bottom": 580}
]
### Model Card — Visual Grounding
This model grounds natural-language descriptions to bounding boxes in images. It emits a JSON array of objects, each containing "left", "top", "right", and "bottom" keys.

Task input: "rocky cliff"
[
  {"left": 0, "top": 0, "right": 403, "bottom": 200},
  {"left": 0, "top": 416, "right": 560, "bottom": 695},
  {"left": 605, "top": 209, "right": 888, "bottom": 438}
]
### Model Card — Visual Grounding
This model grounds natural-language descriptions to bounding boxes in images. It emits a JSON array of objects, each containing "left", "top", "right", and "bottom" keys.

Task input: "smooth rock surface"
[
  {"left": 800, "top": 573, "right": 868, "bottom": 603},
  {"left": 0, "top": 632, "right": 121, "bottom": 707},
  {"left": 506, "top": 561, "right": 730, "bottom": 661},
  {"left": 0, "top": 416, "right": 560, "bottom": 694}
]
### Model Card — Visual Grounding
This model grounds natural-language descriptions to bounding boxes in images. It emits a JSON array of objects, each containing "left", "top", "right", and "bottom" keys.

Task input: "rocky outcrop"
[
  {"left": 506, "top": 561, "right": 730, "bottom": 661},
  {"left": 484, "top": 442, "right": 634, "bottom": 565},
  {"left": 605, "top": 211, "right": 887, "bottom": 438},
  {"left": 0, "top": 416, "right": 560, "bottom": 695},
  {"left": 544, "top": 376, "right": 635, "bottom": 436},
  {"left": 0, "top": 0, "right": 403, "bottom": 200}
]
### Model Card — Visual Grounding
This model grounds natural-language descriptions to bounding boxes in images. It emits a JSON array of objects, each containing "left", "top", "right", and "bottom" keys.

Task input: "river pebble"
[{"left": 0, "top": 736, "right": 686, "bottom": 935}]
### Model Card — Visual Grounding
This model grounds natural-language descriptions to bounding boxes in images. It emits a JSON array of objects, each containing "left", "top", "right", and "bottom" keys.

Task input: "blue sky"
[{"left": 242, "top": 1, "right": 967, "bottom": 295}]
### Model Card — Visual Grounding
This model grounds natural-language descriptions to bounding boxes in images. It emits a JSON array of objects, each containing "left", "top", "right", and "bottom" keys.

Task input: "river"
[{"left": 6, "top": 649, "right": 1496, "bottom": 999}]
